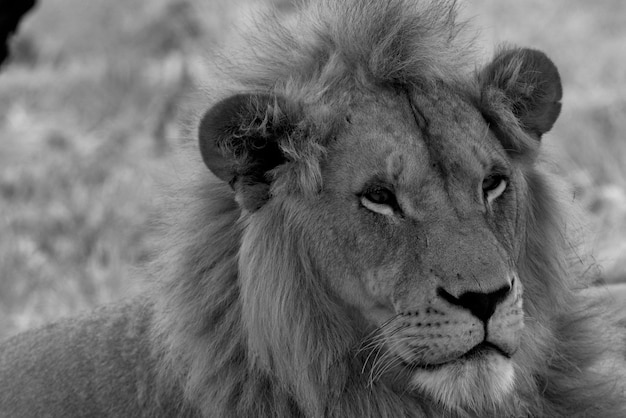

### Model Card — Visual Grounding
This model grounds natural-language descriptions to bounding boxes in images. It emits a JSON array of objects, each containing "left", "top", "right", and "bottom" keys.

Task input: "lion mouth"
[
  {"left": 458, "top": 341, "right": 511, "bottom": 360},
  {"left": 409, "top": 341, "right": 511, "bottom": 371}
]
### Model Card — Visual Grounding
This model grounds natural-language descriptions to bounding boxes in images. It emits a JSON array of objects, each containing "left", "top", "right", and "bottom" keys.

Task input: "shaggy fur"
[
  {"left": 152, "top": 1, "right": 626, "bottom": 417},
  {"left": 1, "top": 1, "right": 625, "bottom": 417}
]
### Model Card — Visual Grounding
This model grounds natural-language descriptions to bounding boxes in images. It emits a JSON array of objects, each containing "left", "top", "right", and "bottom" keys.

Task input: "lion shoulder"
[{"left": 0, "top": 298, "right": 190, "bottom": 417}]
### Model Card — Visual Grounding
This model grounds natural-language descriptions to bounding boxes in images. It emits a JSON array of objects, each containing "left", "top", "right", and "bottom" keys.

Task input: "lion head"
[{"left": 153, "top": 1, "right": 626, "bottom": 417}]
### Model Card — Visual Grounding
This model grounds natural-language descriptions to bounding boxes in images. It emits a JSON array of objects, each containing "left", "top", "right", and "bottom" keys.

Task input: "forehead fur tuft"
[
  {"left": 213, "top": 0, "right": 474, "bottom": 103},
  {"left": 197, "top": 0, "right": 477, "bottom": 195}
]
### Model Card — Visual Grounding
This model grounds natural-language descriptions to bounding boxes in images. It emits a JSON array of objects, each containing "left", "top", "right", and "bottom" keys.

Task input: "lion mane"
[
  {"left": 150, "top": 1, "right": 626, "bottom": 417},
  {"left": 1, "top": 1, "right": 625, "bottom": 417}
]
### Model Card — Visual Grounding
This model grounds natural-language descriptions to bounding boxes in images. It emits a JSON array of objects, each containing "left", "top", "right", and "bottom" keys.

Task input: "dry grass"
[{"left": 0, "top": 0, "right": 624, "bottom": 339}]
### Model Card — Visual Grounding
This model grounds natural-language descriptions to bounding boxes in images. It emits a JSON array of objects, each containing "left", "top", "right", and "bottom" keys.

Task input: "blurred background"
[{"left": 0, "top": 0, "right": 625, "bottom": 339}]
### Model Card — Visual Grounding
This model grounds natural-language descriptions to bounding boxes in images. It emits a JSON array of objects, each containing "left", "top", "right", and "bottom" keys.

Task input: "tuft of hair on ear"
[
  {"left": 198, "top": 93, "right": 300, "bottom": 211},
  {"left": 478, "top": 47, "right": 562, "bottom": 146}
]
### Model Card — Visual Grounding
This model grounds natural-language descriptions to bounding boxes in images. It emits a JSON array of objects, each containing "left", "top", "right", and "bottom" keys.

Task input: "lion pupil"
[
  {"left": 367, "top": 189, "right": 392, "bottom": 205},
  {"left": 483, "top": 175, "right": 502, "bottom": 192}
]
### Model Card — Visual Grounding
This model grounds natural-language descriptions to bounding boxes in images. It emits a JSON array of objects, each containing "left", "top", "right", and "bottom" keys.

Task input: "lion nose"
[{"left": 437, "top": 283, "right": 512, "bottom": 323}]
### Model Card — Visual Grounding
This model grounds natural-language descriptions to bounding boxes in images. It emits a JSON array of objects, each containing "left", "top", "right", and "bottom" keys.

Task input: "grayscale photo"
[{"left": 0, "top": 0, "right": 625, "bottom": 416}]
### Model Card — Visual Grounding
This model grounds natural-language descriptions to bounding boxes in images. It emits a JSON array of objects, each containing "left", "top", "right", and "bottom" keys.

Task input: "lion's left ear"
[
  {"left": 198, "top": 93, "right": 300, "bottom": 211},
  {"left": 479, "top": 47, "right": 562, "bottom": 138}
]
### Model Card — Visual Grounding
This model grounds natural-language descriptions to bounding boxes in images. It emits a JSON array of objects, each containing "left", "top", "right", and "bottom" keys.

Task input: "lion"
[{"left": 1, "top": 0, "right": 625, "bottom": 417}]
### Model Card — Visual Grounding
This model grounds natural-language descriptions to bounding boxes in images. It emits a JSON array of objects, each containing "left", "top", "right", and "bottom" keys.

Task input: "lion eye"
[
  {"left": 360, "top": 187, "right": 398, "bottom": 216},
  {"left": 483, "top": 175, "right": 507, "bottom": 204}
]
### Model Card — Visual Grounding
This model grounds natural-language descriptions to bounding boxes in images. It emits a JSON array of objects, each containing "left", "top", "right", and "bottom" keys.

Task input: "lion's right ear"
[{"left": 198, "top": 93, "right": 298, "bottom": 211}]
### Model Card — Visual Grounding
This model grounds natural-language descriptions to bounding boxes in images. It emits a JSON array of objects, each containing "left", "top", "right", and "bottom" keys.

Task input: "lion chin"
[{"left": 410, "top": 351, "right": 515, "bottom": 412}]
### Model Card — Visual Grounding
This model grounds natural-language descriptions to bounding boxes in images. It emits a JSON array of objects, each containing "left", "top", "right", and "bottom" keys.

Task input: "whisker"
[
  {"left": 361, "top": 338, "right": 386, "bottom": 375},
  {"left": 355, "top": 315, "right": 404, "bottom": 367},
  {"left": 373, "top": 352, "right": 404, "bottom": 383},
  {"left": 367, "top": 340, "right": 389, "bottom": 382},
  {"left": 368, "top": 333, "right": 416, "bottom": 385},
  {"left": 354, "top": 317, "right": 398, "bottom": 357},
  {"left": 369, "top": 348, "right": 396, "bottom": 388},
  {"left": 352, "top": 314, "right": 427, "bottom": 388}
]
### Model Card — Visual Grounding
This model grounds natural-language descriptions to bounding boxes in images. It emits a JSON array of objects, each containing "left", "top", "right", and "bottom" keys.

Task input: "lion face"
[
  {"left": 303, "top": 85, "right": 524, "bottom": 409},
  {"left": 198, "top": 47, "right": 562, "bottom": 413}
]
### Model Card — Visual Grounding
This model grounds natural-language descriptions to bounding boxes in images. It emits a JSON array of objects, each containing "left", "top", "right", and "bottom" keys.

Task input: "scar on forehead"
[{"left": 386, "top": 153, "right": 405, "bottom": 182}]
